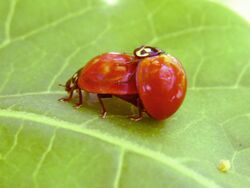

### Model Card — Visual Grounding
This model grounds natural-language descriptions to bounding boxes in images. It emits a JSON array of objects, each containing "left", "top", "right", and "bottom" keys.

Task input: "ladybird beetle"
[{"left": 59, "top": 46, "right": 187, "bottom": 121}]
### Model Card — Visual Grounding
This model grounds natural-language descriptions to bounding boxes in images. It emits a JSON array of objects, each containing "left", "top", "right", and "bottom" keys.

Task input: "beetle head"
[
  {"left": 59, "top": 69, "right": 81, "bottom": 93},
  {"left": 133, "top": 46, "right": 164, "bottom": 59}
]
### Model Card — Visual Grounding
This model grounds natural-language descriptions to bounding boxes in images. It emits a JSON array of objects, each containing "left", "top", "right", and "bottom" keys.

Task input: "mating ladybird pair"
[{"left": 59, "top": 46, "right": 187, "bottom": 121}]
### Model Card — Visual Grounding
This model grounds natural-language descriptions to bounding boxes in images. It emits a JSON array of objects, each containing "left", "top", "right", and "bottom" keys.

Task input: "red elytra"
[
  {"left": 59, "top": 46, "right": 187, "bottom": 121},
  {"left": 136, "top": 54, "right": 186, "bottom": 120},
  {"left": 78, "top": 53, "right": 137, "bottom": 95}
]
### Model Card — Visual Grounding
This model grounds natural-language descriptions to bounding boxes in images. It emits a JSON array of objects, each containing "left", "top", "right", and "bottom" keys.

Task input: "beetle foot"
[
  {"left": 129, "top": 115, "right": 143, "bottom": 122},
  {"left": 100, "top": 111, "right": 107, "bottom": 119},
  {"left": 73, "top": 103, "right": 82, "bottom": 108},
  {"left": 58, "top": 97, "right": 70, "bottom": 102}
]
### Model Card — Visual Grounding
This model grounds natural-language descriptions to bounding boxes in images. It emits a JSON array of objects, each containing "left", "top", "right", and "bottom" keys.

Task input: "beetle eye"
[{"left": 72, "top": 74, "right": 78, "bottom": 82}]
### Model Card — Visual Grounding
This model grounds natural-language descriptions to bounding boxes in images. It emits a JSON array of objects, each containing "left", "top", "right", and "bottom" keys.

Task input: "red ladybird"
[
  {"left": 135, "top": 47, "right": 187, "bottom": 120},
  {"left": 59, "top": 52, "right": 139, "bottom": 119},
  {"left": 59, "top": 46, "right": 187, "bottom": 121}
]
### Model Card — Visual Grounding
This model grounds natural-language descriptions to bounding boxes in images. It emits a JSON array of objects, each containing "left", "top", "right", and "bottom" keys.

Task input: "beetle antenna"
[{"left": 58, "top": 84, "right": 65, "bottom": 87}]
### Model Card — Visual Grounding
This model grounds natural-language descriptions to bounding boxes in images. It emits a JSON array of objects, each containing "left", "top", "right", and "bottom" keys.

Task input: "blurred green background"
[
  {"left": 216, "top": 0, "right": 250, "bottom": 21},
  {"left": 0, "top": 0, "right": 250, "bottom": 188}
]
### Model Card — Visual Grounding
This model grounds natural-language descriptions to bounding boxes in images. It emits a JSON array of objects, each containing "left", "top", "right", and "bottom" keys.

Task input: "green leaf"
[{"left": 0, "top": 0, "right": 250, "bottom": 187}]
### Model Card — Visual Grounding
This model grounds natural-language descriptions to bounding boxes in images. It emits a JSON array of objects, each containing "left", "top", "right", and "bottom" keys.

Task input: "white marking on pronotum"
[{"left": 135, "top": 46, "right": 153, "bottom": 57}]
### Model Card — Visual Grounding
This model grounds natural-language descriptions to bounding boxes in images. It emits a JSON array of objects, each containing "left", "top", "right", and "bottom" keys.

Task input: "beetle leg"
[
  {"left": 58, "top": 88, "right": 74, "bottom": 102},
  {"left": 97, "top": 94, "right": 109, "bottom": 118},
  {"left": 98, "top": 94, "right": 112, "bottom": 98},
  {"left": 130, "top": 97, "right": 143, "bottom": 122},
  {"left": 73, "top": 88, "right": 83, "bottom": 108}
]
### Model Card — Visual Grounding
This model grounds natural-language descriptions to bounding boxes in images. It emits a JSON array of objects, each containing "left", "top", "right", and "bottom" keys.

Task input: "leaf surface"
[{"left": 0, "top": 0, "right": 250, "bottom": 187}]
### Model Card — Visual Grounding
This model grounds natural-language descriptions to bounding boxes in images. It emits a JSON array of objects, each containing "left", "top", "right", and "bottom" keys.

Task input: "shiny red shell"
[
  {"left": 78, "top": 53, "right": 137, "bottom": 94},
  {"left": 136, "top": 54, "right": 187, "bottom": 120},
  {"left": 76, "top": 50, "right": 187, "bottom": 120}
]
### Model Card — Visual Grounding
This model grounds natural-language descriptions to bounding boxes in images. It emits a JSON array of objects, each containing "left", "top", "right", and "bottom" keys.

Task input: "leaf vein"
[
  {"left": 113, "top": 149, "right": 125, "bottom": 188},
  {"left": 152, "top": 25, "right": 247, "bottom": 44},
  {"left": 1, "top": 86, "right": 247, "bottom": 99},
  {"left": 233, "top": 61, "right": 250, "bottom": 88},
  {"left": 0, "top": 5, "right": 92, "bottom": 50},
  {"left": 0, "top": 108, "right": 222, "bottom": 188},
  {"left": 0, "top": 63, "right": 14, "bottom": 93},
  {"left": 32, "top": 128, "right": 57, "bottom": 188},
  {"left": 192, "top": 56, "right": 205, "bottom": 88},
  {"left": 2, "top": 122, "right": 23, "bottom": 160},
  {"left": 47, "top": 24, "right": 111, "bottom": 91},
  {"left": 2, "top": 0, "right": 18, "bottom": 45}
]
